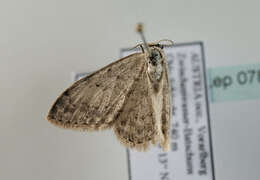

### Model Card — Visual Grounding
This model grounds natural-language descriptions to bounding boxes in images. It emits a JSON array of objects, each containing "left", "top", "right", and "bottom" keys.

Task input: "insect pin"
[{"left": 47, "top": 23, "right": 173, "bottom": 151}]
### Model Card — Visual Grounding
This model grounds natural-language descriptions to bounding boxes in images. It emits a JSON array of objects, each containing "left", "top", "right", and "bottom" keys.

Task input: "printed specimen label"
[{"left": 121, "top": 42, "right": 215, "bottom": 180}]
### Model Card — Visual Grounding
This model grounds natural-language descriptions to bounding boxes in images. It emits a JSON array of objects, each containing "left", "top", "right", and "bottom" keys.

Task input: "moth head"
[
  {"left": 135, "top": 23, "right": 173, "bottom": 65},
  {"left": 136, "top": 40, "right": 172, "bottom": 65},
  {"left": 147, "top": 46, "right": 164, "bottom": 66},
  {"left": 145, "top": 46, "right": 164, "bottom": 85}
]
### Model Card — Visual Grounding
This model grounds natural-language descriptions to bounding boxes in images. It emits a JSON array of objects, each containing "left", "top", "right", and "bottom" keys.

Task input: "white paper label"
[{"left": 121, "top": 42, "right": 215, "bottom": 180}]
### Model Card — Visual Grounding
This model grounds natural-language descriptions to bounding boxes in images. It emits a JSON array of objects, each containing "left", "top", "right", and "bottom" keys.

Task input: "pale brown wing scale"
[
  {"left": 160, "top": 57, "right": 172, "bottom": 151},
  {"left": 113, "top": 47, "right": 172, "bottom": 151},
  {"left": 113, "top": 63, "right": 158, "bottom": 151},
  {"left": 47, "top": 47, "right": 172, "bottom": 151},
  {"left": 47, "top": 53, "right": 145, "bottom": 131}
]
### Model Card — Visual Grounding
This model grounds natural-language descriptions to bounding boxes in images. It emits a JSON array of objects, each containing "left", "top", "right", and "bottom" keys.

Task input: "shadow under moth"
[{"left": 47, "top": 24, "right": 173, "bottom": 151}]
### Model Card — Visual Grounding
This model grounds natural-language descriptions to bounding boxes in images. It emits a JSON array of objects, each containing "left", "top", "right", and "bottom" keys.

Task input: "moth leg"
[
  {"left": 139, "top": 45, "right": 145, "bottom": 53},
  {"left": 129, "top": 44, "right": 145, "bottom": 53}
]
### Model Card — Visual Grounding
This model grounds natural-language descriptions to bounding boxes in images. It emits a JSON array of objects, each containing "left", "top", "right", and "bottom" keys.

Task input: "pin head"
[{"left": 136, "top": 23, "right": 144, "bottom": 33}]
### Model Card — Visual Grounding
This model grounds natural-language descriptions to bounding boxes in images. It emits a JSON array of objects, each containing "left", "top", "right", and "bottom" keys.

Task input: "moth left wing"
[{"left": 47, "top": 53, "right": 146, "bottom": 131}]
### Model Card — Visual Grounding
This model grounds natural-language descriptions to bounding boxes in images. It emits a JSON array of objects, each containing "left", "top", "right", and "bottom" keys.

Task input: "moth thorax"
[{"left": 147, "top": 48, "right": 163, "bottom": 82}]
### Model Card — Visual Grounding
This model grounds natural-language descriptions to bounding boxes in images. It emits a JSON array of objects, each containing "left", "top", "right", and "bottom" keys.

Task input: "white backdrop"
[{"left": 1, "top": 0, "right": 260, "bottom": 180}]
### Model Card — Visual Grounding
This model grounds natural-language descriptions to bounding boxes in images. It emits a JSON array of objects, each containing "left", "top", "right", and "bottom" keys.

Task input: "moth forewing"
[
  {"left": 161, "top": 55, "right": 172, "bottom": 151},
  {"left": 47, "top": 53, "right": 145, "bottom": 131}
]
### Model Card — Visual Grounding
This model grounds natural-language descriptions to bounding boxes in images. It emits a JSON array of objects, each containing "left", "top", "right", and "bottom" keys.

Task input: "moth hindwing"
[{"left": 47, "top": 46, "right": 172, "bottom": 151}]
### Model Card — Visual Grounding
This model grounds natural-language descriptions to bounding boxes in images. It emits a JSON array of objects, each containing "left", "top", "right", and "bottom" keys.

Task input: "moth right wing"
[
  {"left": 160, "top": 58, "right": 172, "bottom": 151},
  {"left": 47, "top": 53, "right": 146, "bottom": 131},
  {"left": 113, "top": 64, "right": 160, "bottom": 151}
]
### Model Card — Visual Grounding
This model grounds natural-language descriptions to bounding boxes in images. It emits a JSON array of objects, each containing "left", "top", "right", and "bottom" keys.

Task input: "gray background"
[{"left": 1, "top": 0, "right": 259, "bottom": 180}]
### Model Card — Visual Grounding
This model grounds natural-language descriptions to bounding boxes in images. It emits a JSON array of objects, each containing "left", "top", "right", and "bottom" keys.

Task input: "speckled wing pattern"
[
  {"left": 47, "top": 51, "right": 172, "bottom": 151},
  {"left": 113, "top": 56, "right": 172, "bottom": 151},
  {"left": 113, "top": 63, "right": 157, "bottom": 151},
  {"left": 161, "top": 59, "right": 172, "bottom": 151},
  {"left": 47, "top": 53, "right": 145, "bottom": 130}
]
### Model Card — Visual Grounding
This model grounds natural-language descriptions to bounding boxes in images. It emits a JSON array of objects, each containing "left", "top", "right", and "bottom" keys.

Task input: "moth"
[{"left": 47, "top": 24, "right": 173, "bottom": 151}]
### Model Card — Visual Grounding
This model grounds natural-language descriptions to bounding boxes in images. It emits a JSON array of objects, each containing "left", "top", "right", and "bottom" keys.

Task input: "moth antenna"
[{"left": 136, "top": 23, "right": 151, "bottom": 57}]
